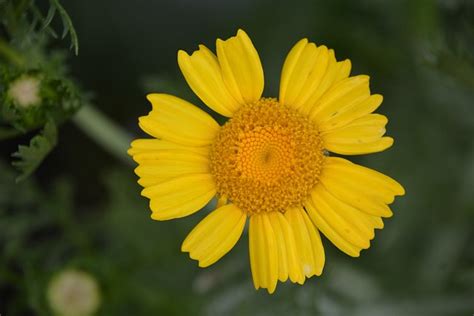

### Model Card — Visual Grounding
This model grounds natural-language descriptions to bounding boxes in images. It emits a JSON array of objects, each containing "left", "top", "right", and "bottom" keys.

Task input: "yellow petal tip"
[
  {"left": 358, "top": 74, "right": 369, "bottom": 81},
  {"left": 237, "top": 28, "right": 247, "bottom": 36},
  {"left": 146, "top": 93, "right": 161, "bottom": 103},
  {"left": 266, "top": 283, "right": 277, "bottom": 294},
  {"left": 181, "top": 240, "right": 190, "bottom": 252},
  {"left": 150, "top": 212, "right": 162, "bottom": 221},
  {"left": 385, "top": 137, "right": 394, "bottom": 148},
  {"left": 398, "top": 185, "right": 406, "bottom": 196},
  {"left": 298, "top": 38, "right": 309, "bottom": 45},
  {"left": 198, "top": 261, "right": 210, "bottom": 268},
  {"left": 177, "top": 49, "right": 190, "bottom": 64}
]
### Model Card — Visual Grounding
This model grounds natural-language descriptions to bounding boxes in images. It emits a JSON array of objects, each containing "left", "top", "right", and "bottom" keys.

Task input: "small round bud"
[
  {"left": 47, "top": 269, "right": 100, "bottom": 316},
  {"left": 8, "top": 76, "right": 41, "bottom": 108}
]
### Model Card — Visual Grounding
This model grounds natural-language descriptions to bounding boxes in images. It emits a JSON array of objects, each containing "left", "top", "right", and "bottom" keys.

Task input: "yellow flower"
[{"left": 129, "top": 29, "right": 405, "bottom": 293}]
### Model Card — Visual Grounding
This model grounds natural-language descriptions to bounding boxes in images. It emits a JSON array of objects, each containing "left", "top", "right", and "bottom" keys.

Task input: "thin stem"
[{"left": 73, "top": 105, "right": 133, "bottom": 165}]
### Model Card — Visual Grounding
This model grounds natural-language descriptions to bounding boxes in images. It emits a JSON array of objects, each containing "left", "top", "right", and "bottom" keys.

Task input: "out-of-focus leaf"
[
  {"left": 11, "top": 120, "right": 57, "bottom": 182},
  {"left": 49, "top": 0, "right": 79, "bottom": 55},
  {"left": 41, "top": 5, "right": 57, "bottom": 31},
  {"left": 0, "top": 126, "right": 21, "bottom": 140}
]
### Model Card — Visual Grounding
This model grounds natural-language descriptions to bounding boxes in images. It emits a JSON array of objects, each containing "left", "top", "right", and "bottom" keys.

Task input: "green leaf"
[
  {"left": 11, "top": 120, "right": 58, "bottom": 182},
  {"left": 49, "top": 0, "right": 79, "bottom": 55},
  {"left": 41, "top": 5, "right": 57, "bottom": 31}
]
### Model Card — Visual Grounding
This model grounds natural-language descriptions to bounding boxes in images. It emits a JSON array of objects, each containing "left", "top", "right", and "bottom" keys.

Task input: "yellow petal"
[
  {"left": 280, "top": 40, "right": 319, "bottom": 107},
  {"left": 279, "top": 39, "right": 351, "bottom": 115},
  {"left": 369, "top": 216, "right": 385, "bottom": 229},
  {"left": 323, "top": 114, "right": 388, "bottom": 141},
  {"left": 182, "top": 204, "right": 246, "bottom": 267},
  {"left": 129, "top": 139, "right": 210, "bottom": 187},
  {"left": 292, "top": 45, "right": 332, "bottom": 112},
  {"left": 249, "top": 215, "right": 260, "bottom": 290},
  {"left": 279, "top": 38, "right": 308, "bottom": 106},
  {"left": 314, "top": 184, "right": 384, "bottom": 238},
  {"left": 304, "top": 197, "right": 362, "bottom": 257},
  {"left": 138, "top": 94, "right": 219, "bottom": 146},
  {"left": 249, "top": 213, "right": 279, "bottom": 293},
  {"left": 133, "top": 150, "right": 209, "bottom": 187},
  {"left": 131, "top": 148, "right": 209, "bottom": 165},
  {"left": 300, "top": 209, "right": 325, "bottom": 276},
  {"left": 268, "top": 212, "right": 288, "bottom": 282},
  {"left": 319, "top": 94, "right": 383, "bottom": 131},
  {"left": 302, "top": 54, "right": 351, "bottom": 115},
  {"left": 334, "top": 58, "right": 352, "bottom": 82},
  {"left": 136, "top": 178, "right": 165, "bottom": 187},
  {"left": 325, "top": 157, "right": 405, "bottom": 196},
  {"left": 310, "top": 75, "right": 370, "bottom": 124},
  {"left": 216, "top": 29, "right": 264, "bottom": 105},
  {"left": 325, "top": 137, "right": 394, "bottom": 155},
  {"left": 178, "top": 45, "right": 240, "bottom": 117},
  {"left": 322, "top": 114, "right": 393, "bottom": 155},
  {"left": 268, "top": 212, "right": 304, "bottom": 283},
  {"left": 141, "top": 174, "right": 216, "bottom": 220},
  {"left": 128, "top": 139, "right": 209, "bottom": 156},
  {"left": 319, "top": 176, "right": 393, "bottom": 217},
  {"left": 310, "top": 185, "right": 372, "bottom": 249},
  {"left": 319, "top": 157, "right": 404, "bottom": 217},
  {"left": 285, "top": 207, "right": 325, "bottom": 278}
]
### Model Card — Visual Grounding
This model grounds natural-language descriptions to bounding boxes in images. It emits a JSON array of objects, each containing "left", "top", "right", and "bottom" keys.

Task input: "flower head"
[
  {"left": 8, "top": 75, "right": 41, "bottom": 108},
  {"left": 129, "top": 29, "right": 405, "bottom": 293},
  {"left": 47, "top": 269, "right": 100, "bottom": 316}
]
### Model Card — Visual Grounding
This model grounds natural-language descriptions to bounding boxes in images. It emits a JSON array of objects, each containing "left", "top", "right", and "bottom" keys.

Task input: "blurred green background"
[{"left": 1, "top": 0, "right": 473, "bottom": 315}]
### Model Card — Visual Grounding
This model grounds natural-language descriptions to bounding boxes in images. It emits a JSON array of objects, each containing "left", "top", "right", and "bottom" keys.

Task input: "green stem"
[{"left": 73, "top": 105, "right": 133, "bottom": 165}]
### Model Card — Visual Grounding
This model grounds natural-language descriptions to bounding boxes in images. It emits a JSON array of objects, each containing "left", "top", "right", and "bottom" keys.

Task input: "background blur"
[{"left": 1, "top": 0, "right": 473, "bottom": 315}]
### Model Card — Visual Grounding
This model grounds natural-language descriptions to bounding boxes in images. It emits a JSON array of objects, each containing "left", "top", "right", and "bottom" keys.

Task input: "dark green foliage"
[
  {"left": 49, "top": 0, "right": 79, "bottom": 55},
  {"left": 0, "top": 0, "right": 79, "bottom": 55},
  {"left": 12, "top": 120, "right": 57, "bottom": 182},
  {"left": 0, "top": 0, "right": 87, "bottom": 180}
]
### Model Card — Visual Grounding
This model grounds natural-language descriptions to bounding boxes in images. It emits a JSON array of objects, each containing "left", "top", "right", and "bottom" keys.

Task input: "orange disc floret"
[{"left": 209, "top": 98, "right": 325, "bottom": 215}]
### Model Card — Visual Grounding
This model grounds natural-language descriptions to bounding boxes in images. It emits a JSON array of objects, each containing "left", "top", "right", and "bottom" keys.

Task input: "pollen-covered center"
[{"left": 209, "top": 98, "right": 325, "bottom": 215}]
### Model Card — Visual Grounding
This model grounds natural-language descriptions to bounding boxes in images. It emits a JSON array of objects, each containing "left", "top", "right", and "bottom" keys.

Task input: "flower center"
[{"left": 209, "top": 98, "right": 325, "bottom": 215}]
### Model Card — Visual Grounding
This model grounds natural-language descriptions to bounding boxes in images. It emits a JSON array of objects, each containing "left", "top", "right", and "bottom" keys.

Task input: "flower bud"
[
  {"left": 47, "top": 269, "right": 100, "bottom": 316},
  {"left": 8, "top": 76, "right": 41, "bottom": 108}
]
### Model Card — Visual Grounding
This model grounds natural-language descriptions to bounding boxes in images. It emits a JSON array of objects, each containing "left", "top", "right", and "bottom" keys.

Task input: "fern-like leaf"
[
  {"left": 49, "top": 0, "right": 79, "bottom": 55},
  {"left": 12, "top": 120, "right": 58, "bottom": 183}
]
